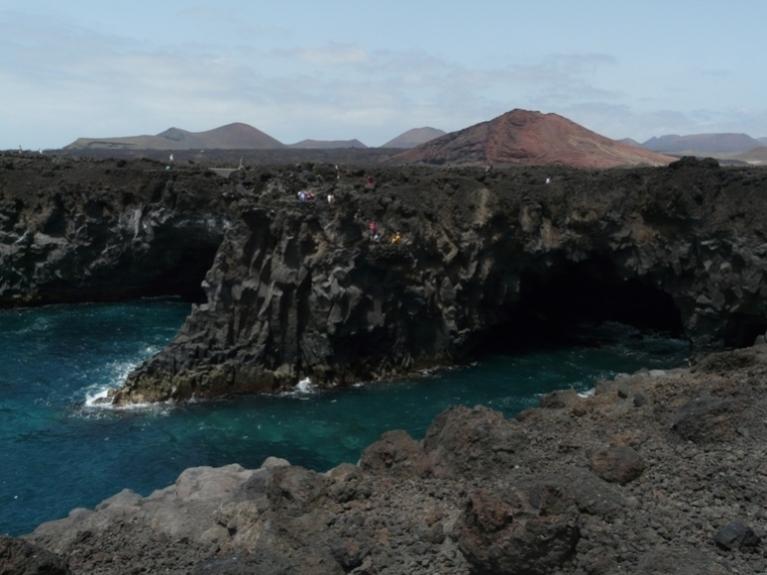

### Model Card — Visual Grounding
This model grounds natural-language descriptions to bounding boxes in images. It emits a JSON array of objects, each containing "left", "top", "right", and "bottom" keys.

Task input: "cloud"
[
  {"left": 274, "top": 44, "right": 370, "bottom": 65},
  {"left": 1, "top": 10, "right": 766, "bottom": 148}
]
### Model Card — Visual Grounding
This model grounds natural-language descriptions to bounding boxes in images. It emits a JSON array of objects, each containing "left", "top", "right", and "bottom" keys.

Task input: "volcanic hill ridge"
[
  {"left": 65, "top": 122, "right": 284, "bottom": 151},
  {"left": 383, "top": 127, "right": 446, "bottom": 148},
  {"left": 642, "top": 133, "right": 764, "bottom": 156},
  {"left": 288, "top": 139, "right": 367, "bottom": 149},
  {"left": 395, "top": 109, "right": 673, "bottom": 168}
]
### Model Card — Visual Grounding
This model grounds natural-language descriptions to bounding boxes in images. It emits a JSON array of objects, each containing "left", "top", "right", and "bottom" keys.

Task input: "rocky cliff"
[
  {"left": 4, "top": 155, "right": 767, "bottom": 404},
  {"left": 0, "top": 155, "right": 235, "bottom": 305},
  {"left": 16, "top": 343, "right": 767, "bottom": 574},
  {"left": 110, "top": 158, "right": 767, "bottom": 404}
]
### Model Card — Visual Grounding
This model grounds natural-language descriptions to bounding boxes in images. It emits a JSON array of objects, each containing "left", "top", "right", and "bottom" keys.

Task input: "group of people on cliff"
[
  {"left": 368, "top": 220, "right": 403, "bottom": 245},
  {"left": 296, "top": 172, "right": 376, "bottom": 205}
]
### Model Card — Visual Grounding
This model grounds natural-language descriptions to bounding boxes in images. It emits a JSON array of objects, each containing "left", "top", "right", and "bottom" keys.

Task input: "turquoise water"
[{"left": 0, "top": 300, "right": 688, "bottom": 536}]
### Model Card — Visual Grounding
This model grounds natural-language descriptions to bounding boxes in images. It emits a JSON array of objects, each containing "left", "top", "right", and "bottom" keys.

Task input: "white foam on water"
[
  {"left": 84, "top": 385, "right": 111, "bottom": 407},
  {"left": 82, "top": 360, "right": 171, "bottom": 414},
  {"left": 83, "top": 360, "right": 139, "bottom": 408},
  {"left": 577, "top": 388, "right": 596, "bottom": 399},
  {"left": 277, "top": 377, "right": 319, "bottom": 399},
  {"left": 295, "top": 377, "right": 315, "bottom": 394}
]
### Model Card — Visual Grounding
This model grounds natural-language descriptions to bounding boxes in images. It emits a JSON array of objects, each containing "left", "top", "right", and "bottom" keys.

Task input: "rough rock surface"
[
  {"left": 0, "top": 156, "right": 230, "bottom": 305},
  {"left": 714, "top": 521, "right": 761, "bottom": 551},
  {"left": 117, "top": 157, "right": 767, "bottom": 403},
  {"left": 0, "top": 535, "right": 70, "bottom": 574},
  {"left": 589, "top": 445, "right": 645, "bottom": 484},
  {"left": 4, "top": 155, "right": 767, "bottom": 404},
  {"left": 456, "top": 483, "right": 580, "bottom": 575},
  {"left": 17, "top": 344, "right": 767, "bottom": 574}
]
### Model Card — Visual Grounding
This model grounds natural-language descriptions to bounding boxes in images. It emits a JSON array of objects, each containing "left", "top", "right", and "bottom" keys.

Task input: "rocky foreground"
[
  {"left": 3, "top": 155, "right": 767, "bottom": 574},
  {"left": 2, "top": 343, "right": 765, "bottom": 574}
]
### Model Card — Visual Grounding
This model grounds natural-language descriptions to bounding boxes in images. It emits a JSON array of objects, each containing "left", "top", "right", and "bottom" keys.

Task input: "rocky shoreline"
[
  {"left": 2, "top": 343, "right": 766, "bottom": 574},
  {"left": 3, "top": 155, "right": 767, "bottom": 573}
]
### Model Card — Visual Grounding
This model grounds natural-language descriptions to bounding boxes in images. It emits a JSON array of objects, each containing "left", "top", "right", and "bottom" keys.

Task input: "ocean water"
[{"left": 0, "top": 300, "right": 688, "bottom": 536}]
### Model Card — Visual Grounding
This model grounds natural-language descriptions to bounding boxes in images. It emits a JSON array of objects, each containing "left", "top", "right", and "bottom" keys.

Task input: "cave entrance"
[
  {"left": 724, "top": 314, "right": 767, "bottom": 349},
  {"left": 144, "top": 229, "right": 221, "bottom": 303},
  {"left": 476, "top": 258, "right": 685, "bottom": 354}
]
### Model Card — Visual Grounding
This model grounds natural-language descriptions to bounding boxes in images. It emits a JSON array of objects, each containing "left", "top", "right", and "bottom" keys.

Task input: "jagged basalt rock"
[
  {"left": 4, "top": 156, "right": 767, "bottom": 404},
  {"left": 105, "top": 166, "right": 767, "bottom": 402},
  {"left": 359, "top": 430, "right": 431, "bottom": 477},
  {"left": 423, "top": 405, "right": 527, "bottom": 477},
  {"left": 0, "top": 157, "right": 231, "bottom": 306},
  {"left": 114, "top": 159, "right": 767, "bottom": 403},
  {"left": 457, "top": 484, "right": 580, "bottom": 575}
]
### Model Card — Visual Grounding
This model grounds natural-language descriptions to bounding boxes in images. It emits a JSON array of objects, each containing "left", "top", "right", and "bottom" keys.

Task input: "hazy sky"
[{"left": 1, "top": 0, "right": 766, "bottom": 148}]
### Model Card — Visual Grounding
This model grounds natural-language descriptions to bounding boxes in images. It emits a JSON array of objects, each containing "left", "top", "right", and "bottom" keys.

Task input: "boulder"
[
  {"left": 589, "top": 446, "right": 646, "bottom": 485},
  {"left": 457, "top": 483, "right": 580, "bottom": 575},
  {"left": 714, "top": 521, "right": 761, "bottom": 551},
  {"left": 423, "top": 406, "right": 527, "bottom": 477},
  {"left": 266, "top": 466, "right": 330, "bottom": 515},
  {"left": 359, "top": 430, "right": 429, "bottom": 477},
  {"left": 671, "top": 398, "right": 740, "bottom": 443}
]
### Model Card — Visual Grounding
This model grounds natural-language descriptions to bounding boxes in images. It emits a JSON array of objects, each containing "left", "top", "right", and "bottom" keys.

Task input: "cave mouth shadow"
[
  {"left": 475, "top": 258, "right": 686, "bottom": 356},
  {"left": 144, "top": 233, "right": 221, "bottom": 304},
  {"left": 725, "top": 314, "right": 767, "bottom": 350}
]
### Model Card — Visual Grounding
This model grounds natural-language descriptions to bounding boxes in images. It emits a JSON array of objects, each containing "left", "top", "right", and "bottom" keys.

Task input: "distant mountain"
[
  {"left": 287, "top": 139, "right": 367, "bottom": 149},
  {"left": 619, "top": 138, "right": 642, "bottom": 147},
  {"left": 759, "top": 137, "right": 767, "bottom": 145},
  {"left": 642, "top": 133, "right": 762, "bottom": 156},
  {"left": 65, "top": 123, "right": 284, "bottom": 150},
  {"left": 382, "top": 127, "right": 446, "bottom": 149},
  {"left": 395, "top": 109, "right": 673, "bottom": 169}
]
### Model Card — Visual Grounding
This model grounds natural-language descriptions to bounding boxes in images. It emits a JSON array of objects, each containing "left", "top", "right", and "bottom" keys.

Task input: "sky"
[{"left": 1, "top": 0, "right": 766, "bottom": 149}]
